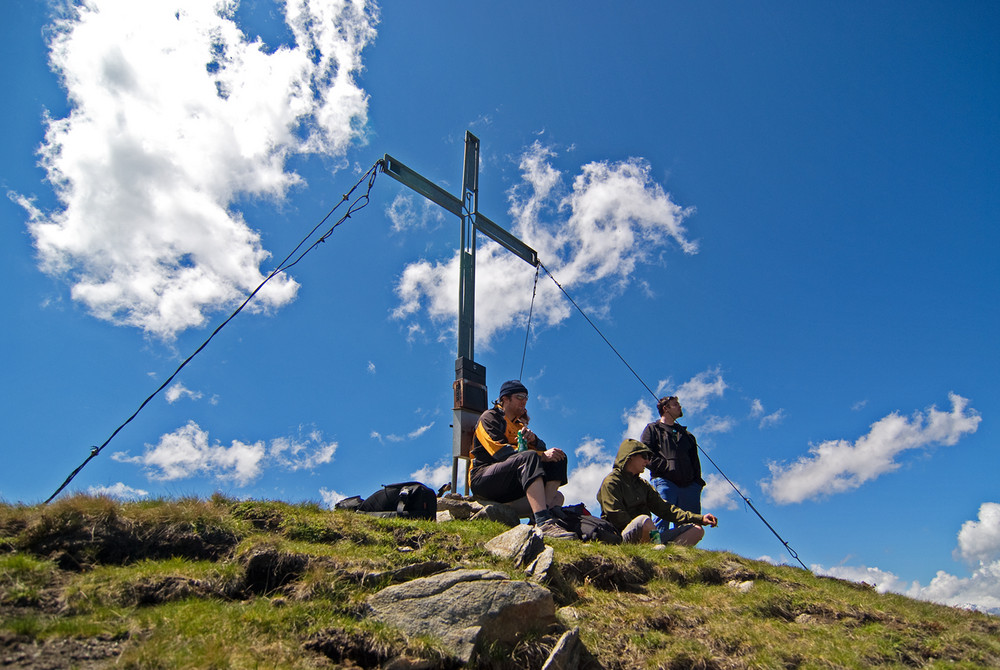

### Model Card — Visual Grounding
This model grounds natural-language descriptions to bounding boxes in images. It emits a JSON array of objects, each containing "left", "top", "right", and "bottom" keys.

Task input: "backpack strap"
[{"left": 397, "top": 486, "right": 411, "bottom": 514}]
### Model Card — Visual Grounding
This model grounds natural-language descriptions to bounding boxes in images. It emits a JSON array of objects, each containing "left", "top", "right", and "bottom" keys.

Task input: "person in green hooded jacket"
[{"left": 597, "top": 439, "right": 718, "bottom": 546}]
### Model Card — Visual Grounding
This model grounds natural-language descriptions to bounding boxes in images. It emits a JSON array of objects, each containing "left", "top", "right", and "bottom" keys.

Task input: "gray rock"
[
  {"left": 485, "top": 524, "right": 546, "bottom": 567},
  {"left": 471, "top": 503, "right": 522, "bottom": 527},
  {"left": 525, "top": 545, "right": 556, "bottom": 581},
  {"left": 367, "top": 568, "right": 556, "bottom": 664},
  {"left": 542, "top": 626, "right": 582, "bottom": 670},
  {"left": 436, "top": 495, "right": 483, "bottom": 520}
]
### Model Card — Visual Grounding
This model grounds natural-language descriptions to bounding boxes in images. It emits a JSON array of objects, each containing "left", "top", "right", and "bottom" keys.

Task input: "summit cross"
[{"left": 382, "top": 131, "right": 539, "bottom": 494}]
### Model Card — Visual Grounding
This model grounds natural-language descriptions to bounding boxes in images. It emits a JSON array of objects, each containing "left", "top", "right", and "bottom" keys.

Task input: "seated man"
[
  {"left": 597, "top": 439, "right": 717, "bottom": 546},
  {"left": 470, "top": 380, "right": 572, "bottom": 539}
]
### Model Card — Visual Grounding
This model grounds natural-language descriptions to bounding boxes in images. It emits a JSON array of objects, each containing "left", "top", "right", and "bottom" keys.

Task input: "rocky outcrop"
[{"left": 366, "top": 568, "right": 556, "bottom": 664}]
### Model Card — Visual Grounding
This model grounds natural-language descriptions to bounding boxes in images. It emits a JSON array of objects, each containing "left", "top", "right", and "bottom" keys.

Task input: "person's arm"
[
  {"left": 647, "top": 482, "right": 704, "bottom": 526},
  {"left": 474, "top": 411, "right": 517, "bottom": 462},
  {"left": 642, "top": 423, "right": 667, "bottom": 476},
  {"left": 685, "top": 428, "right": 706, "bottom": 486}
]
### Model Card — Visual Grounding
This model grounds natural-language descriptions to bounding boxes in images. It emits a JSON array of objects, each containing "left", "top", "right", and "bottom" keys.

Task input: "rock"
[
  {"left": 542, "top": 626, "right": 582, "bottom": 670},
  {"left": 436, "top": 495, "right": 483, "bottom": 520},
  {"left": 485, "top": 525, "right": 546, "bottom": 567},
  {"left": 727, "top": 579, "right": 754, "bottom": 593},
  {"left": 367, "top": 568, "right": 556, "bottom": 664},
  {"left": 471, "top": 503, "right": 521, "bottom": 527},
  {"left": 526, "top": 545, "right": 556, "bottom": 581}
]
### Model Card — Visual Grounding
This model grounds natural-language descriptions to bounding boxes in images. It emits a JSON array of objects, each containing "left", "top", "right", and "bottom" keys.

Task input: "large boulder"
[{"left": 366, "top": 568, "right": 556, "bottom": 664}]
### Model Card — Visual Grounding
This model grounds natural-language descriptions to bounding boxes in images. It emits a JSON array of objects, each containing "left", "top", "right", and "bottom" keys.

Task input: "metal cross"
[{"left": 382, "top": 131, "right": 539, "bottom": 494}]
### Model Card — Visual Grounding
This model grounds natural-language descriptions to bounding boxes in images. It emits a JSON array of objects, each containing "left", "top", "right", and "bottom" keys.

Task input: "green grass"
[{"left": 1, "top": 494, "right": 998, "bottom": 669}]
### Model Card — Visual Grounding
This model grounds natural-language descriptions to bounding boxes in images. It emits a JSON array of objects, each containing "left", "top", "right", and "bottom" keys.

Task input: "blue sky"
[{"left": 2, "top": 1, "right": 998, "bottom": 611}]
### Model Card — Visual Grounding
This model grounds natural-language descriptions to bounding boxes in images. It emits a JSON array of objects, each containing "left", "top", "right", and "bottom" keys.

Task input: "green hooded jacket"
[{"left": 597, "top": 439, "right": 707, "bottom": 533}]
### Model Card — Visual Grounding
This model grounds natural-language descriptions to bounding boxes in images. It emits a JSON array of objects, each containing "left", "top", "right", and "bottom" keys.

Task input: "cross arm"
[
  {"left": 382, "top": 154, "right": 463, "bottom": 217},
  {"left": 382, "top": 153, "right": 539, "bottom": 267}
]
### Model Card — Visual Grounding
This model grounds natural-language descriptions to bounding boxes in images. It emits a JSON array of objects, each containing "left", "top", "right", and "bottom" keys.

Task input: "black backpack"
[
  {"left": 557, "top": 503, "right": 622, "bottom": 544},
  {"left": 353, "top": 482, "right": 437, "bottom": 520}
]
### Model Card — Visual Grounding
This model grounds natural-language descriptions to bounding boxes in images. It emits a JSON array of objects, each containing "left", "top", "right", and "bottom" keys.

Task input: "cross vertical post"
[{"left": 382, "top": 131, "right": 539, "bottom": 495}]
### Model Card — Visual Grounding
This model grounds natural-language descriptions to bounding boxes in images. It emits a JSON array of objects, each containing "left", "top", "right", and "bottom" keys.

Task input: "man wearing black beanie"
[{"left": 469, "top": 379, "right": 574, "bottom": 539}]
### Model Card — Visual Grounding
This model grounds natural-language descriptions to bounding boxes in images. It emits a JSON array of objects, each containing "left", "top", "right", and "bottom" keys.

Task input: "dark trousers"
[{"left": 470, "top": 450, "right": 568, "bottom": 504}]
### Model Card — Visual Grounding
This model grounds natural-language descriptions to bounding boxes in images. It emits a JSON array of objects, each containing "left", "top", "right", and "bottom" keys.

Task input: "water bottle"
[{"left": 517, "top": 428, "right": 527, "bottom": 452}]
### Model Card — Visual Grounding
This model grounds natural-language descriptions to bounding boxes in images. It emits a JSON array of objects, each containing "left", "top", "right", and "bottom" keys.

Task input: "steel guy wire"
[{"left": 44, "top": 161, "right": 383, "bottom": 504}]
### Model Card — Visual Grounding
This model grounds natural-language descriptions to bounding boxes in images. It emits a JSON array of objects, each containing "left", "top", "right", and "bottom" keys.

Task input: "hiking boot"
[{"left": 536, "top": 519, "right": 578, "bottom": 540}]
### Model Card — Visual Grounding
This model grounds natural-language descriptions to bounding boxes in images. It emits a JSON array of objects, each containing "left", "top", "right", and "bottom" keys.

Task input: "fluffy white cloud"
[
  {"left": 701, "top": 473, "right": 742, "bottom": 511},
  {"left": 562, "top": 436, "right": 627, "bottom": 515},
  {"left": 392, "top": 141, "right": 696, "bottom": 348},
  {"left": 87, "top": 482, "right": 149, "bottom": 500},
  {"left": 815, "top": 557, "right": 1000, "bottom": 612},
  {"left": 621, "top": 400, "right": 655, "bottom": 443},
  {"left": 20, "top": 0, "right": 376, "bottom": 340},
  {"left": 269, "top": 428, "right": 338, "bottom": 471},
  {"left": 673, "top": 368, "right": 727, "bottom": 413},
  {"left": 761, "top": 393, "right": 981, "bottom": 504},
  {"left": 956, "top": 502, "right": 1000, "bottom": 566},
  {"left": 114, "top": 420, "right": 265, "bottom": 484},
  {"left": 165, "top": 382, "right": 203, "bottom": 404},
  {"left": 410, "top": 461, "right": 452, "bottom": 491},
  {"left": 114, "top": 421, "right": 337, "bottom": 485},
  {"left": 319, "top": 487, "right": 348, "bottom": 509}
]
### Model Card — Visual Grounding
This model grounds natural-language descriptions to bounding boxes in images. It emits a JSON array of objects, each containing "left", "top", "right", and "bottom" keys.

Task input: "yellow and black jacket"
[{"left": 470, "top": 406, "right": 546, "bottom": 472}]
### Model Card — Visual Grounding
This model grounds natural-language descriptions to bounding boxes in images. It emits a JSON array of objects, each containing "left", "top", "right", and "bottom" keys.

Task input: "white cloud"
[
  {"left": 956, "top": 502, "right": 1000, "bottom": 566},
  {"left": 410, "top": 461, "right": 452, "bottom": 490},
  {"left": 367, "top": 361, "right": 376, "bottom": 374},
  {"left": 814, "top": 557, "right": 1000, "bottom": 612},
  {"left": 761, "top": 393, "right": 981, "bottom": 505},
  {"left": 87, "top": 482, "right": 149, "bottom": 500},
  {"left": 392, "top": 141, "right": 696, "bottom": 348},
  {"left": 758, "top": 409, "right": 786, "bottom": 429},
  {"left": 20, "top": 0, "right": 376, "bottom": 340},
  {"left": 386, "top": 194, "right": 446, "bottom": 232},
  {"left": 114, "top": 421, "right": 337, "bottom": 485},
  {"left": 562, "top": 437, "right": 617, "bottom": 515},
  {"left": 319, "top": 487, "right": 348, "bottom": 509},
  {"left": 269, "top": 428, "right": 338, "bottom": 471},
  {"left": 371, "top": 421, "right": 436, "bottom": 443},
  {"left": 408, "top": 423, "right": 435, "bottom": 439},
  {"left": 621, "top": 400, "right": 655, "bottom": 442},
  {"left": 114, "top": 420, "right": 265, "bottom": 485},
  {"left": 575, "top": 436, "right": 611, "bottom": 466},
  {"left": 698, "top": 415, "right": 735, "bottom": 434},
  {"left": 750, "top": 399, "right": 764, "bottom": 417},
  {"left": 165, "top": 382, "right": 203, "bottom": 404},
  {"left": 701, "top": 473, "right": 742, "bottom": 511},
  {"left": 674, "top": 368, "right": 726, "bottom": 413}
]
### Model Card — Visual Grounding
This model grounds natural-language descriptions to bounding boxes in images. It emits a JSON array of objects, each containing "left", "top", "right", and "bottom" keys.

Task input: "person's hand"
[
  {"left": 701, "top": 513, "right": 718, "bottom": 528},
  {"left": 541, "top": 448, "right": 566, "bottom": 462},
  {"left": 521, "top": 427, "right": 537, "bottom": 445}
]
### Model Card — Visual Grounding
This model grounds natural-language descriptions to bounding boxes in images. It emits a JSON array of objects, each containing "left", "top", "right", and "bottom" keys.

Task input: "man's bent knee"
[{"left": 674, "top": 525, "right": 705, "bottom": 547}]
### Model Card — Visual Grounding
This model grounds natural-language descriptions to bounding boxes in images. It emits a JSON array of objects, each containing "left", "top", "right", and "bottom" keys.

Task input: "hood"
[{"left": 614, "top": 438, "right": 654, "bottom": 471}]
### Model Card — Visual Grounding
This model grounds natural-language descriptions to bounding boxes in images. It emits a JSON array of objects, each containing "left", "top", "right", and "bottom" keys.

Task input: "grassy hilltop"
[{"left": 1, "top": 495, "right": 998, "bottom": 669}]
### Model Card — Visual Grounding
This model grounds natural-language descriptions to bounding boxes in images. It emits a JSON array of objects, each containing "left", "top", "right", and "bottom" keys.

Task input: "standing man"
[
  {"left": 641, "top": 396, "right": 706, "bottom": 535},
  {"left": 470, "top": 380, "right": 573, "bottom": 539},
  {"left": 598, "top": 439, "right": 717, "bottom": 546}
]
